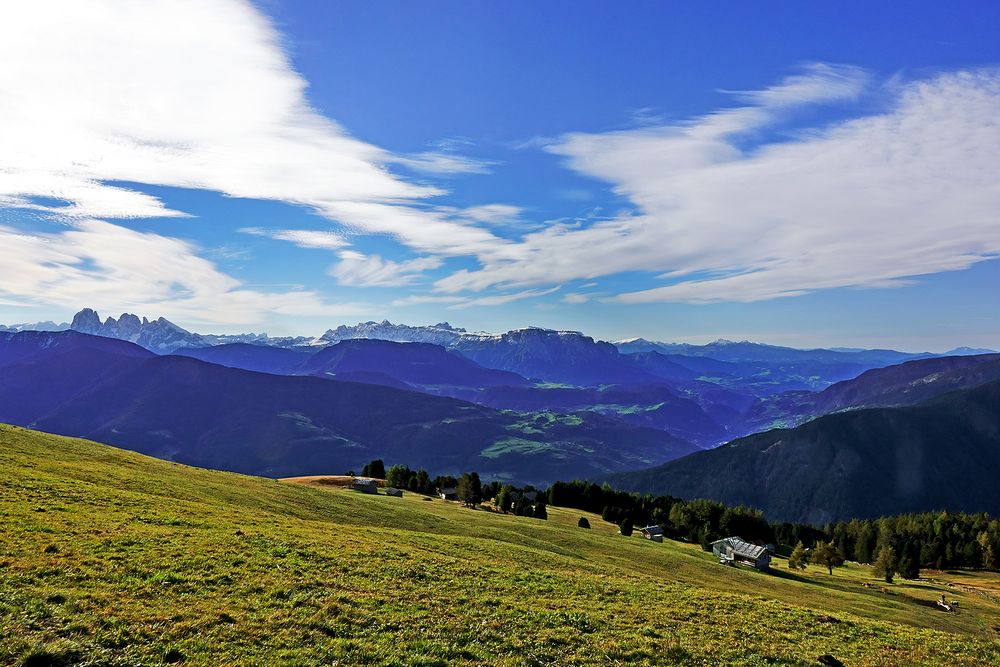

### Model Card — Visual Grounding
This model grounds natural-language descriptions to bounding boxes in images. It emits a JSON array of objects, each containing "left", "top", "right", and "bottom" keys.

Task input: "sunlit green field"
[{"left": 3, "top": 424, "right": 1000, "bottom": 666}]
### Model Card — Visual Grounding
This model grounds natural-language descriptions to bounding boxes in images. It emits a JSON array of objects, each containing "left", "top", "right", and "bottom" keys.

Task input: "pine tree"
[
  {"left": 873, "top": 545, "right": 897, "bottom": 583},
  {"left": 978, "top": 531, "right": 996, "bottom": 570},
  {"left": 457, "top": 472, "right": 482, "bottom": 506},
  {"left": 812, "top": 541, "right": 844, "bottom": 575},
  {"left": 496, "top": 485, "right": 513, "bottom": 513},
  {"left": 533, "top": 499, "right": 548, "bottom": 520},
  {"left": 788, "top": 541, "right": 809, "bottom": 570},
  {"left": 361, "top": 459, "right": 385, "bottom": 479}
]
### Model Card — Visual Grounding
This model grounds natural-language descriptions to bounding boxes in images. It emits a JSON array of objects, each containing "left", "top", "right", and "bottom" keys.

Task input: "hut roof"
[{"left": 711, "top": 537, "right": 768, "bottom": 559}]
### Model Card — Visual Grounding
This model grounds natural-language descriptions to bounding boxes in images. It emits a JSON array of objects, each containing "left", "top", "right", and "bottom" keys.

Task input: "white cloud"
[
  {"left": 241, "top": 227, "right": 348, "bottom": 250},
  {"left": 0, "top": 0, "right": 509, "bottom": 321},
  {"left": 328, "top": 251, "right": 443, "bottom": 287},
  {"left": 392, "top": 152, "right": 493, "bottom": 175},
  {"left": 0, "top": 220, "right": 367, "bottom": 326},
  {"left": 0, "top": 2, "right": 440, "bottom": 217},
  {"left": 724, "top": 62, "right": 869, "bottom": 107},
  {"left": 390, "top": 294, "right": 469, "bottom": 307},
  {"left": 448, "top": 286, "right": 561, "bottom": 309},
  {"left": 436, "top": 67, "right": 1000, "bottom": 303},
  {"left": 460, "top": 204, "right": 524, "bottom": 226},
  {"left": 562, "top": 293, "right": 591, "bottom": 304}
]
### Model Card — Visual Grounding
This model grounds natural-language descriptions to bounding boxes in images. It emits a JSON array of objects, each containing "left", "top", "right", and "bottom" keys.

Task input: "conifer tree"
[
  {"left": 812, "top": 541, "right": 844, "bottom": 575},
  {"left": 979, "top": 531, "right": 996, "bottom": 570},
  {"left": 496, "top": 485, "right": 513, "bottom": 513},
  {"left": 533, "top": 499, "right": 548, "bottom": 520},
  {"left": 873, "top": 545, "right": 897, "bottom": 583},
  {"left": 788, "top": 541, "right": 809, "bottom": 570}
]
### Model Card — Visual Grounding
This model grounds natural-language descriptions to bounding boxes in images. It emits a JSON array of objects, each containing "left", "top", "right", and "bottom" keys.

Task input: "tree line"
[
  {"left": 547, "top": 480, "right": 1000, "bottom": 579},
  {"left": 355, "top": 463, "right": 1000, "bottom": 577},
  {"left": 361, "top": 460, "right": 548, "bottom": 519}
]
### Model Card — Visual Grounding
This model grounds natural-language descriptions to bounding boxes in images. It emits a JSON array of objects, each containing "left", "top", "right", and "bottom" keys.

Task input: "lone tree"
[
  {"left": 811, "top": 541, "right": 845, "bottom": 575},
  {"left": 979, "top": 531, "right": 996, "bottom": 570},
  {"left": 496, "top": 485, "right": 513, "bottom": 513},
  {"left": 533, "top": 498, "right": 548, "bottom": 520},
  {"left": 578, "top": 517, "right": 591, "bottom": 529},
  {"left": 456, "top": 472, "right": 482, "bottom": 507},
  {"left": 873, "top": 545, "right": 897, "bottom": 583},
  {"left": 361, "top": 459, "right": 385, "bottom": 479},
  {"left": 788, "top": 541, "right": 809, "bottom": 570},
  {"left": 619, "top": 519, "right": 633, "bottom": 537}
]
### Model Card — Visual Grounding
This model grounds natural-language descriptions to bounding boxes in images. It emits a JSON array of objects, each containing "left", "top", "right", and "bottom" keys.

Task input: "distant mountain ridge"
[
  {"left": 743, "top": 353, "right": 1000, "bottom": 432},
  {"left": 317, "top": 320, "right": 469, "bottom": 347},
  {"left": 0, "top": 320, "right": 69, "bottom": 333},
  {"left": 0, "top": 330, "right": 697, "bottom": 483},
  {"left": 69, "top": 308, "right": 313, "bottom": 353},
  {"left": 606, "top": 378, "right": 1000, "bottom": 524}
]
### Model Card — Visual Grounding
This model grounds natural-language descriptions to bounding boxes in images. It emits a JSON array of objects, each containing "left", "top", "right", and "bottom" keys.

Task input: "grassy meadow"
[{"left": 2, "top": 424, "right": 1000, "bottom": 665}]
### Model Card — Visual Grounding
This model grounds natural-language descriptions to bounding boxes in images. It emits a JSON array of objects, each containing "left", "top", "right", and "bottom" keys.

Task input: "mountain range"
[
  {"left": 6, "top": 308, "right": 1000, "bottom": 524},
  {"left": 0, "top": 330, "right": 695, "bottom": 483},
  {"left": 8, "top": 308, "right": 993, "bottom": 448},
  {"left": 607, "top": 357, "right": 1000, "bottom": 523}
]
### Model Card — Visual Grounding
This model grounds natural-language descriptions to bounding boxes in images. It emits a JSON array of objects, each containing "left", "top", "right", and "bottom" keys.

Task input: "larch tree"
[
  {"left": 873, "top": 545, "right": 897, "bottom": 583},
  {"left": 788, "top": 541, "right": 809, "bottom": 570}
]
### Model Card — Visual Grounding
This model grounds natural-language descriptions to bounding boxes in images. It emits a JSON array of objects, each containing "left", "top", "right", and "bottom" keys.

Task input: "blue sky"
[{"left": 1, "top": 1, "right": 999, "bottom": 350}]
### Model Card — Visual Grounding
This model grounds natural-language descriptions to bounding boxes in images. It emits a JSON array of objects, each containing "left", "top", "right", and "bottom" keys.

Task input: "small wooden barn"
[
  {"left": 351, "top": 478, "right": 378, "bottom": 494},
  {"left": 640, "top": 525, "right": 664, "bottom": 543},
  {"left": 384, "top": 487, "right": 403, "bottom": 497},
  {"left": 711, "top": 536, "right": 771, "bottom": 570},
  {"left": 439, "top": 486, "right": 458, "bottom": 501}
]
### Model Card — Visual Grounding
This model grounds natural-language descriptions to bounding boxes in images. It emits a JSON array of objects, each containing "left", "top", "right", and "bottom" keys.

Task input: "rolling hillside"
[
  {"left": 0, "top": 331, "right": 694, "bottom": 483},
  {"left": 608, "top": 380, "right": 1000, "bottom": 524},
  {"left": 3, "top": 425, "right": 1000, "bottom": 666},
  {"left": 746, "top": 353, "right": 1000, "bottom": 431}
]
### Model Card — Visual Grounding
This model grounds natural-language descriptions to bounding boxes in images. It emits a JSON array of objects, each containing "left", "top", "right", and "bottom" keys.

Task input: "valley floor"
[{"left": 2, "top": 424, "right": 1000, "bottom": 666}]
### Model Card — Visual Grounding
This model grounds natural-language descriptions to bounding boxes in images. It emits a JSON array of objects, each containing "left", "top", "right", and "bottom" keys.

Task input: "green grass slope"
[{"left": 3, "top": 425, "right": 1000, "bottom": 666}]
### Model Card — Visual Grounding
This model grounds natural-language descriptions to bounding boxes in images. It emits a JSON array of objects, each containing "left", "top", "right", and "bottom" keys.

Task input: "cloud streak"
[
  {"left": 0, "top": 0, "right": 505, "bottom": 321},
  {"left": 0, "top": 220, "right": 367, "bottom": 325},
  {"left": 437, "top": 66, "right": 1000, "bottom": 303}
]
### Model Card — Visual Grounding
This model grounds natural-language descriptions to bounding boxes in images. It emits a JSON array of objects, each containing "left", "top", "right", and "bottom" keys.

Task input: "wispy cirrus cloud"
[
  {"left": 0, "top": 0, "right": 505, "bottom": 322},
  {"left": 436, "top": 66, "right": 1000, "bottom": 303},
  {"left": 240, "top": 227, "right": 348, "bottom": 250},
  {"left": 328, "top": 251, "right": 443, "bottom": 288},
  {"left": 447, "top": 286, "right": 561, "bottom": 309},
  {"left": 0, "top": 220, "right": 368, "bottom": 325}
]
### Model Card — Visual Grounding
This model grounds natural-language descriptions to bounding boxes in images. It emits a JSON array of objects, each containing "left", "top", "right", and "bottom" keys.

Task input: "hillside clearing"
[{"left": 2, "top": 424, "right": 1000, "bottom": 665}]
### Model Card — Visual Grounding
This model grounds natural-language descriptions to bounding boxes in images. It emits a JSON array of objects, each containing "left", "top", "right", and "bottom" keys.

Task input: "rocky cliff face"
[
  {"left": 71, "top": 308, "right": 205, "bottom": 353},
  {"left": 317, "top": 320, "right": 467, "bottom": 347}
]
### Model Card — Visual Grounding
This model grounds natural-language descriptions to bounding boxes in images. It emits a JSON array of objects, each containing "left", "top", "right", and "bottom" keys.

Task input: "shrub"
[{"left": 578, "top": 517, "right": 591, "bottom": 529}]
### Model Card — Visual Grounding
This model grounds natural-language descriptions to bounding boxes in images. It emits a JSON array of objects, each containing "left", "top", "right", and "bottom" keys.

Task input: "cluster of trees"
[
  {"left": 375, "top": 460, "right": 547, "bottom": 519},
  {"left": 547, "top": 480, "right": 772, "bottom": 548},
  {"left": 826, "top": 513, "right": 1000, "bottom": 577},
  {"left": 364, "top": 467, "right": 1000, "bottom": 577},
  {"left": 547, "top": 480, "right": 1000, "bottom": 578},
  {"left": 495, "top": 484, "right": 547, "bottom": 519},
  {"left": 788, "top": 540, "right": 844, "bottom": 575}
]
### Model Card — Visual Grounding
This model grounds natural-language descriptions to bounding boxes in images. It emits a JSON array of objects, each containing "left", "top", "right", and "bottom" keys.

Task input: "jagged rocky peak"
[
  {"left": 68, "top": 308, "right": 204, "bottom": 353},
  {"left": 65, "top": 308, "right": 314, "bottom": 353},
  {"left": 319, "top": 320, "right": 469, "bottom": 346},
  {"left": 70, "top": 307, "right": 102, "bottom": 332}
]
